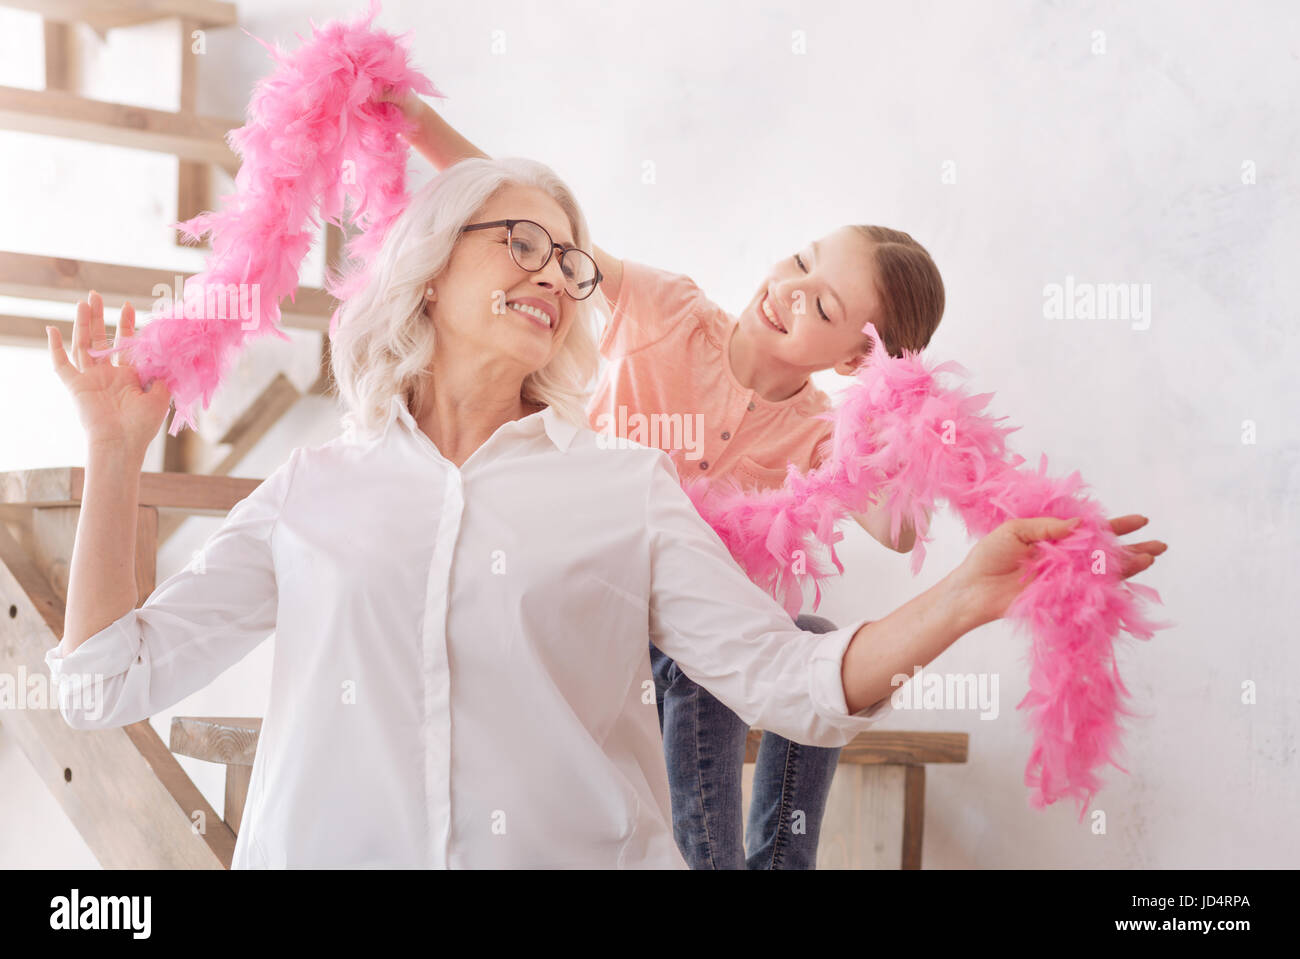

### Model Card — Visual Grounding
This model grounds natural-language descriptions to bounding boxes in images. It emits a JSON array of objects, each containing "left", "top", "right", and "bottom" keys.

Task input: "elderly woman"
[{"left": 44, "top": 156, "right": 1163, "bottom": 869}]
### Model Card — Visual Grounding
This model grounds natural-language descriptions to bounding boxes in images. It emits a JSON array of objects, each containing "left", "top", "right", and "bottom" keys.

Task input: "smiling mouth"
[
  {"left": 760, "top": 293, "right": 788, "bottom": 334},
  {"left": 506, "top": 300, "right": 555, "bottom": 331}
]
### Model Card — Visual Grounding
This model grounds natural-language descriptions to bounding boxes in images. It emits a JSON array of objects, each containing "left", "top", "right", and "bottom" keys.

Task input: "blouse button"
[
  {"left": 699, "top": 461, "right": 709, "bottom": 470},
  {"left": 721, "top": 431, "right": 730, "bottom": 440},
  {"left": 747, "top": 401, "right": 756, "bottom": 411}
]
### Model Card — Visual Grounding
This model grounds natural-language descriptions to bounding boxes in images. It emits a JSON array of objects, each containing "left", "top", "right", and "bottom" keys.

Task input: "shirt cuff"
[
  {"left": 809, "top": 615, "right": 894, "bottom": 726},
  {"left": 45, "top": 611, "right": 141, "bottom": 692}
]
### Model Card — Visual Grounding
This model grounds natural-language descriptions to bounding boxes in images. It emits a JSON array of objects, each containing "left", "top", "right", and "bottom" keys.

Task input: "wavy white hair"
[{"left": 328, "top": 156, "right": 600, "bottom": 437}]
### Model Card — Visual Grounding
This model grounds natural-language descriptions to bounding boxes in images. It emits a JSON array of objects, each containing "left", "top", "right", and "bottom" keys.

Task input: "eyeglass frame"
[{"left": 460, "top": 219, "right": 604, "bottom": 300}]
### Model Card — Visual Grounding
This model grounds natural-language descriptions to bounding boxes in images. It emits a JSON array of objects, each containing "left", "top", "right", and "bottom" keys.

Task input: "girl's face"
[
  {"left": 428, "top": 184, "right": 579, "bottom": 375},
  {"left": 737, "top": 226, "right": 884, "bottom": 376}
]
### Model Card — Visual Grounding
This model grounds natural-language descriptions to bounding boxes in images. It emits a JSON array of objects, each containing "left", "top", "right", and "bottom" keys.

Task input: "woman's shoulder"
[{"left": 565, "top": 422, "right": 687, "bottom": 488}]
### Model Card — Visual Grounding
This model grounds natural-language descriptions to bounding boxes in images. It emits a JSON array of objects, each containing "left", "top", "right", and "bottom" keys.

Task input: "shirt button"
[
  {"left": 721, "top": 431, "right": 730, "bottom": 440},
  {"left": 747, "top": 401, "right": 756, "bottom": 411},
  {"left": 699, "top": 461, "right": 709, "bottom": 470}
]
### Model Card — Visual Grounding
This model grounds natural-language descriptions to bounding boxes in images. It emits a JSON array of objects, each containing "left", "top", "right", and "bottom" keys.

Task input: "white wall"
[{"left": 2, "top": 0, "right": 1296, "bottom": 868}]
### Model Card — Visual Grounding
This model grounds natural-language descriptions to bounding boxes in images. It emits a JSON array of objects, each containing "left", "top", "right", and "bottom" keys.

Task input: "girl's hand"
[
  {"left": 953, "top": 514, "right": 1167, "bottom": 627},
  {"left": 47, "top": 292, "right": 173, "bottom": 460}
]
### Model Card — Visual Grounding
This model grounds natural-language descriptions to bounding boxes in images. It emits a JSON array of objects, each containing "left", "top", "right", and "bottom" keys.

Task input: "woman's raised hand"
[
  {"left": 47, "top": 291, "right": 173, "bottom": 459},
  {"left": 954, "top": 514, "right": 1168, "bottom": 628},
  {"left": 376, "top": 85, "right": 422, "bottom": 123}
]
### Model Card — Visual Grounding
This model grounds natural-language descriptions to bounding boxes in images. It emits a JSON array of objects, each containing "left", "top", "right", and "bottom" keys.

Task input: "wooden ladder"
[{"left": 0, "top": 466, "right": 264, "bottom": 868}]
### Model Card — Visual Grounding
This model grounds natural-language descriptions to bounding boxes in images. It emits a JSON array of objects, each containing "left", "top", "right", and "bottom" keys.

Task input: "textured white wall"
[{"left": 1, "top": 0, "right": 1296, "bottom": 868}]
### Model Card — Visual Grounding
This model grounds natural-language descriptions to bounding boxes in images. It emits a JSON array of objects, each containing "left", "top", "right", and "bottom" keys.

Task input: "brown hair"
[{"left": 851, "top": 225, "right": 945, "bottom": 359}]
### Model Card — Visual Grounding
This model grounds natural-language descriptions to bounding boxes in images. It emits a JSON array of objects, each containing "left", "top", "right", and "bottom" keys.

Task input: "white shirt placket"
[{"left": 423, "top": 463, "right": 464, "bottom": 868}]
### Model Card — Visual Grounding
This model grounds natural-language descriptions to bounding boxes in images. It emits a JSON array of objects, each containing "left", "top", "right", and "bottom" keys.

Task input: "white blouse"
[{"left": 45, "top": 395, "right": 891, "bottom": 869}]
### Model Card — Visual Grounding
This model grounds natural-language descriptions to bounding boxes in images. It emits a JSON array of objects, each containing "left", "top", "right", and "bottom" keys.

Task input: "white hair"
[{"left": 328, "top": 156, "right": 600, "bottom": 437}]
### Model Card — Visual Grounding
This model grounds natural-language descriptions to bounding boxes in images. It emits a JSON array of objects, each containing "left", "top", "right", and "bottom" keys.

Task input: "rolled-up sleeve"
[
  {"left": 643, "top": 453, "right": 892, "bottom": 748},
  {"left": 44, "top": 448, "right": 301, "bottom": 729}
]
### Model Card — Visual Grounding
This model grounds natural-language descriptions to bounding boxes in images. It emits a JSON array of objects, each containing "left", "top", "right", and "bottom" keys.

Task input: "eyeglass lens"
[{"left": 509, "top": 221, "right": 599, "bottom": 299}]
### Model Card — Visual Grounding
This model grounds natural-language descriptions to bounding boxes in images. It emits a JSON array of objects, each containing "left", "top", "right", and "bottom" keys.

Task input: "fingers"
[
  {"left": 46, "top": 325, "right": 76, "bottom": 385},
  {"left": 1125, "top": 540, "right": 1168, "bottom": 557},
  {"left": 1108, "top": 514, "right": 1148, "bottom": 537},
  {"left": 1121, "top": 551, "right": 1157, "bottom": 579},
  {"left": 112, "top": 301, "right": 135, "bottom": 364},
  {"left": 72, "top": 297, "right": 91, "bottom": 370},
  {"left": 1015, "top": 515, "right": 1081, "bottom": 543},
  {"left": 88, "top": 290, "right": 108, "bottom": 359}
]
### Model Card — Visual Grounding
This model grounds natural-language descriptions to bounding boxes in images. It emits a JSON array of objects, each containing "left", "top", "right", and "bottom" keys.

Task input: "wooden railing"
[{"left": 171, "top": 717, "right": 968, "bottom": 869}]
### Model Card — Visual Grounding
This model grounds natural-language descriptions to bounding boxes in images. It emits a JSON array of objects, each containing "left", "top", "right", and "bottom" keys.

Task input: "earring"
[{"left": 425, "top": 287, "right": 434, "bottom": 298}]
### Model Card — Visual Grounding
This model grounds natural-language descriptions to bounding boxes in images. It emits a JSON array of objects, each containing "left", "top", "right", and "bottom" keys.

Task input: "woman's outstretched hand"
[
  {"left": 47, "top": 291, "right": 173, "bottom": 460},
  {"left": 953, "top": 514, "right": 1168, "bottom": 628}
]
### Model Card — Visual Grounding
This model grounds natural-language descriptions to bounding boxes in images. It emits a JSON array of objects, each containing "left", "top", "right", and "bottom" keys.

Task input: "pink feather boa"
[
  {"left": 682, "top": 321, "right": 1171, "bottom": 817},
  {"left": 83, "top": 0, "right": 1166, "bottom": 818},
  {"left": 90, "top": 0, "right": 440, "bottom": 434}
]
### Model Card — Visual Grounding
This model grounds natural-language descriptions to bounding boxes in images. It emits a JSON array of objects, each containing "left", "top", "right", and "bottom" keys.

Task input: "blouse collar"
[{"left": 382, "top": 394, "right": 579, "bottom": 453}]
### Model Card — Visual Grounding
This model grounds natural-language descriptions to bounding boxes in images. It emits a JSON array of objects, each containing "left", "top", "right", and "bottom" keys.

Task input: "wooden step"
[
  {"left": 0, "top": 85, "right": 240, "bottom": 172},
  {"left": 4, "top": 0, "right": 238, "bottom": 36},
  {"left": 0, "top": 252, "right": 337, "bottom": 335}
]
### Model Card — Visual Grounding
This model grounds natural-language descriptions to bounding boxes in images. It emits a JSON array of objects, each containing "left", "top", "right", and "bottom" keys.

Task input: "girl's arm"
[
  {"left": 850, "top": 502, "right": 930, "bottom": 553},
  {"left": 394, "top": 93, "right": 625, "bottom": 303}
]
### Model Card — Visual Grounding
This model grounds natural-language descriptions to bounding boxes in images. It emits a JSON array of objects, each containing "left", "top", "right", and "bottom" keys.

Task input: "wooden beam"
[
  {"left": 0, "top": 314, "right": 79, "bottom": 351},
  {"left": 162, "top": 419, "right": 203, "bottom": 474},
  {"left": 0, "top": 520, "right": 231, "bottom": 868},
  {"left": 0, "top": 84, "right": 240, "bottom": 172},
  {"left": 7, "top": 0, "right": 237, "bottom": 32},
  {"left": 170, "top": 716, "right": 260, "bottom": 835},
  {"left": 215, "top": 372, "right": 299, "bottom": 448},
  {"left": 43, "top": 21, "right": 75, "bottom": 91},
  {"left": 0, "top": 465, "right": 259, "bottom": 514},
  {"left": 175, "top": 15, "right": 210, "bottom": 248},
  {"left": 901, "top": 764, "right": 925, "bottom": 870},
  {"left": 745, "top": 728, "right": 968, "bottom": 765},
  {"left": 0, "top": 252, "right": 337, "bottom": 333},
  {"left": 310, "top": 332, "right": 333, "bottom": 396},
  {"left": 170, "top": 716, "right": 261, "bottom": 765}
]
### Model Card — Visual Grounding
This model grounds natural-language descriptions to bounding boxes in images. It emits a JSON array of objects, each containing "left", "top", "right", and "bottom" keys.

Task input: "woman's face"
[
  {"left": 737, "top": 225, "right": 885, "bottom": 375},
  {"left": 427, "top": 184, "right": 580, "bottom": 377}
]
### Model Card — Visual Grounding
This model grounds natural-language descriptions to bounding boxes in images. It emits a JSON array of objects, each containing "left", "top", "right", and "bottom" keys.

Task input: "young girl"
[{"left": 389, "top": 92, "right": 943, "bottom": 869}]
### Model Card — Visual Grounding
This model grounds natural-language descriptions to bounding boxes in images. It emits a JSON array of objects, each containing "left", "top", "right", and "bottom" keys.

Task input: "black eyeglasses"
[{"left": 461, "top": 219, "right": 603, "bottom": 300}]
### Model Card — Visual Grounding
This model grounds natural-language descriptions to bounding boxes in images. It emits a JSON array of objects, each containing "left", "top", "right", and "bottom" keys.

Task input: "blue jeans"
[{"left": 651, "top": 613, "right": 843, "bottom": 869}]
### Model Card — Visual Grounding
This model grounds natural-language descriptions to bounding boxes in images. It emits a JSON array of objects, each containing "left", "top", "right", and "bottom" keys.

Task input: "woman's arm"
[
  {"left": 644, "top": 451, "right": 1164, "bottom": 739},
  {"left": 47, "top": 295, "right": 172, "bottom": 655},
  {"left": 391, "top": 92, "right": 625, "bottom": 303},
  {"left": 842, "top": 512, "right": 1165, "bottom": 712},
  {"left": 46, "top": 294, "right": 293, "bottom": 728},
  {"left": 62, "top": 443, "right": 147, "bottom": 655}
]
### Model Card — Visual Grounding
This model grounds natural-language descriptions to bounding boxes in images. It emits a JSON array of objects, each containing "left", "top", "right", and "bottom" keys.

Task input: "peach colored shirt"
[{"left": 585, "top": 260, "right": 835, "bottom": 492}]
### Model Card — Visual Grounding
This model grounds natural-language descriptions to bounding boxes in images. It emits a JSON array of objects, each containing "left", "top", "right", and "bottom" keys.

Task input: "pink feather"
[
  {"left": 89, "top": 0, "right": 441, "bottom": 435},
  {"left": 684, "top": 320, "right": 1172, "bottom": 817}
]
